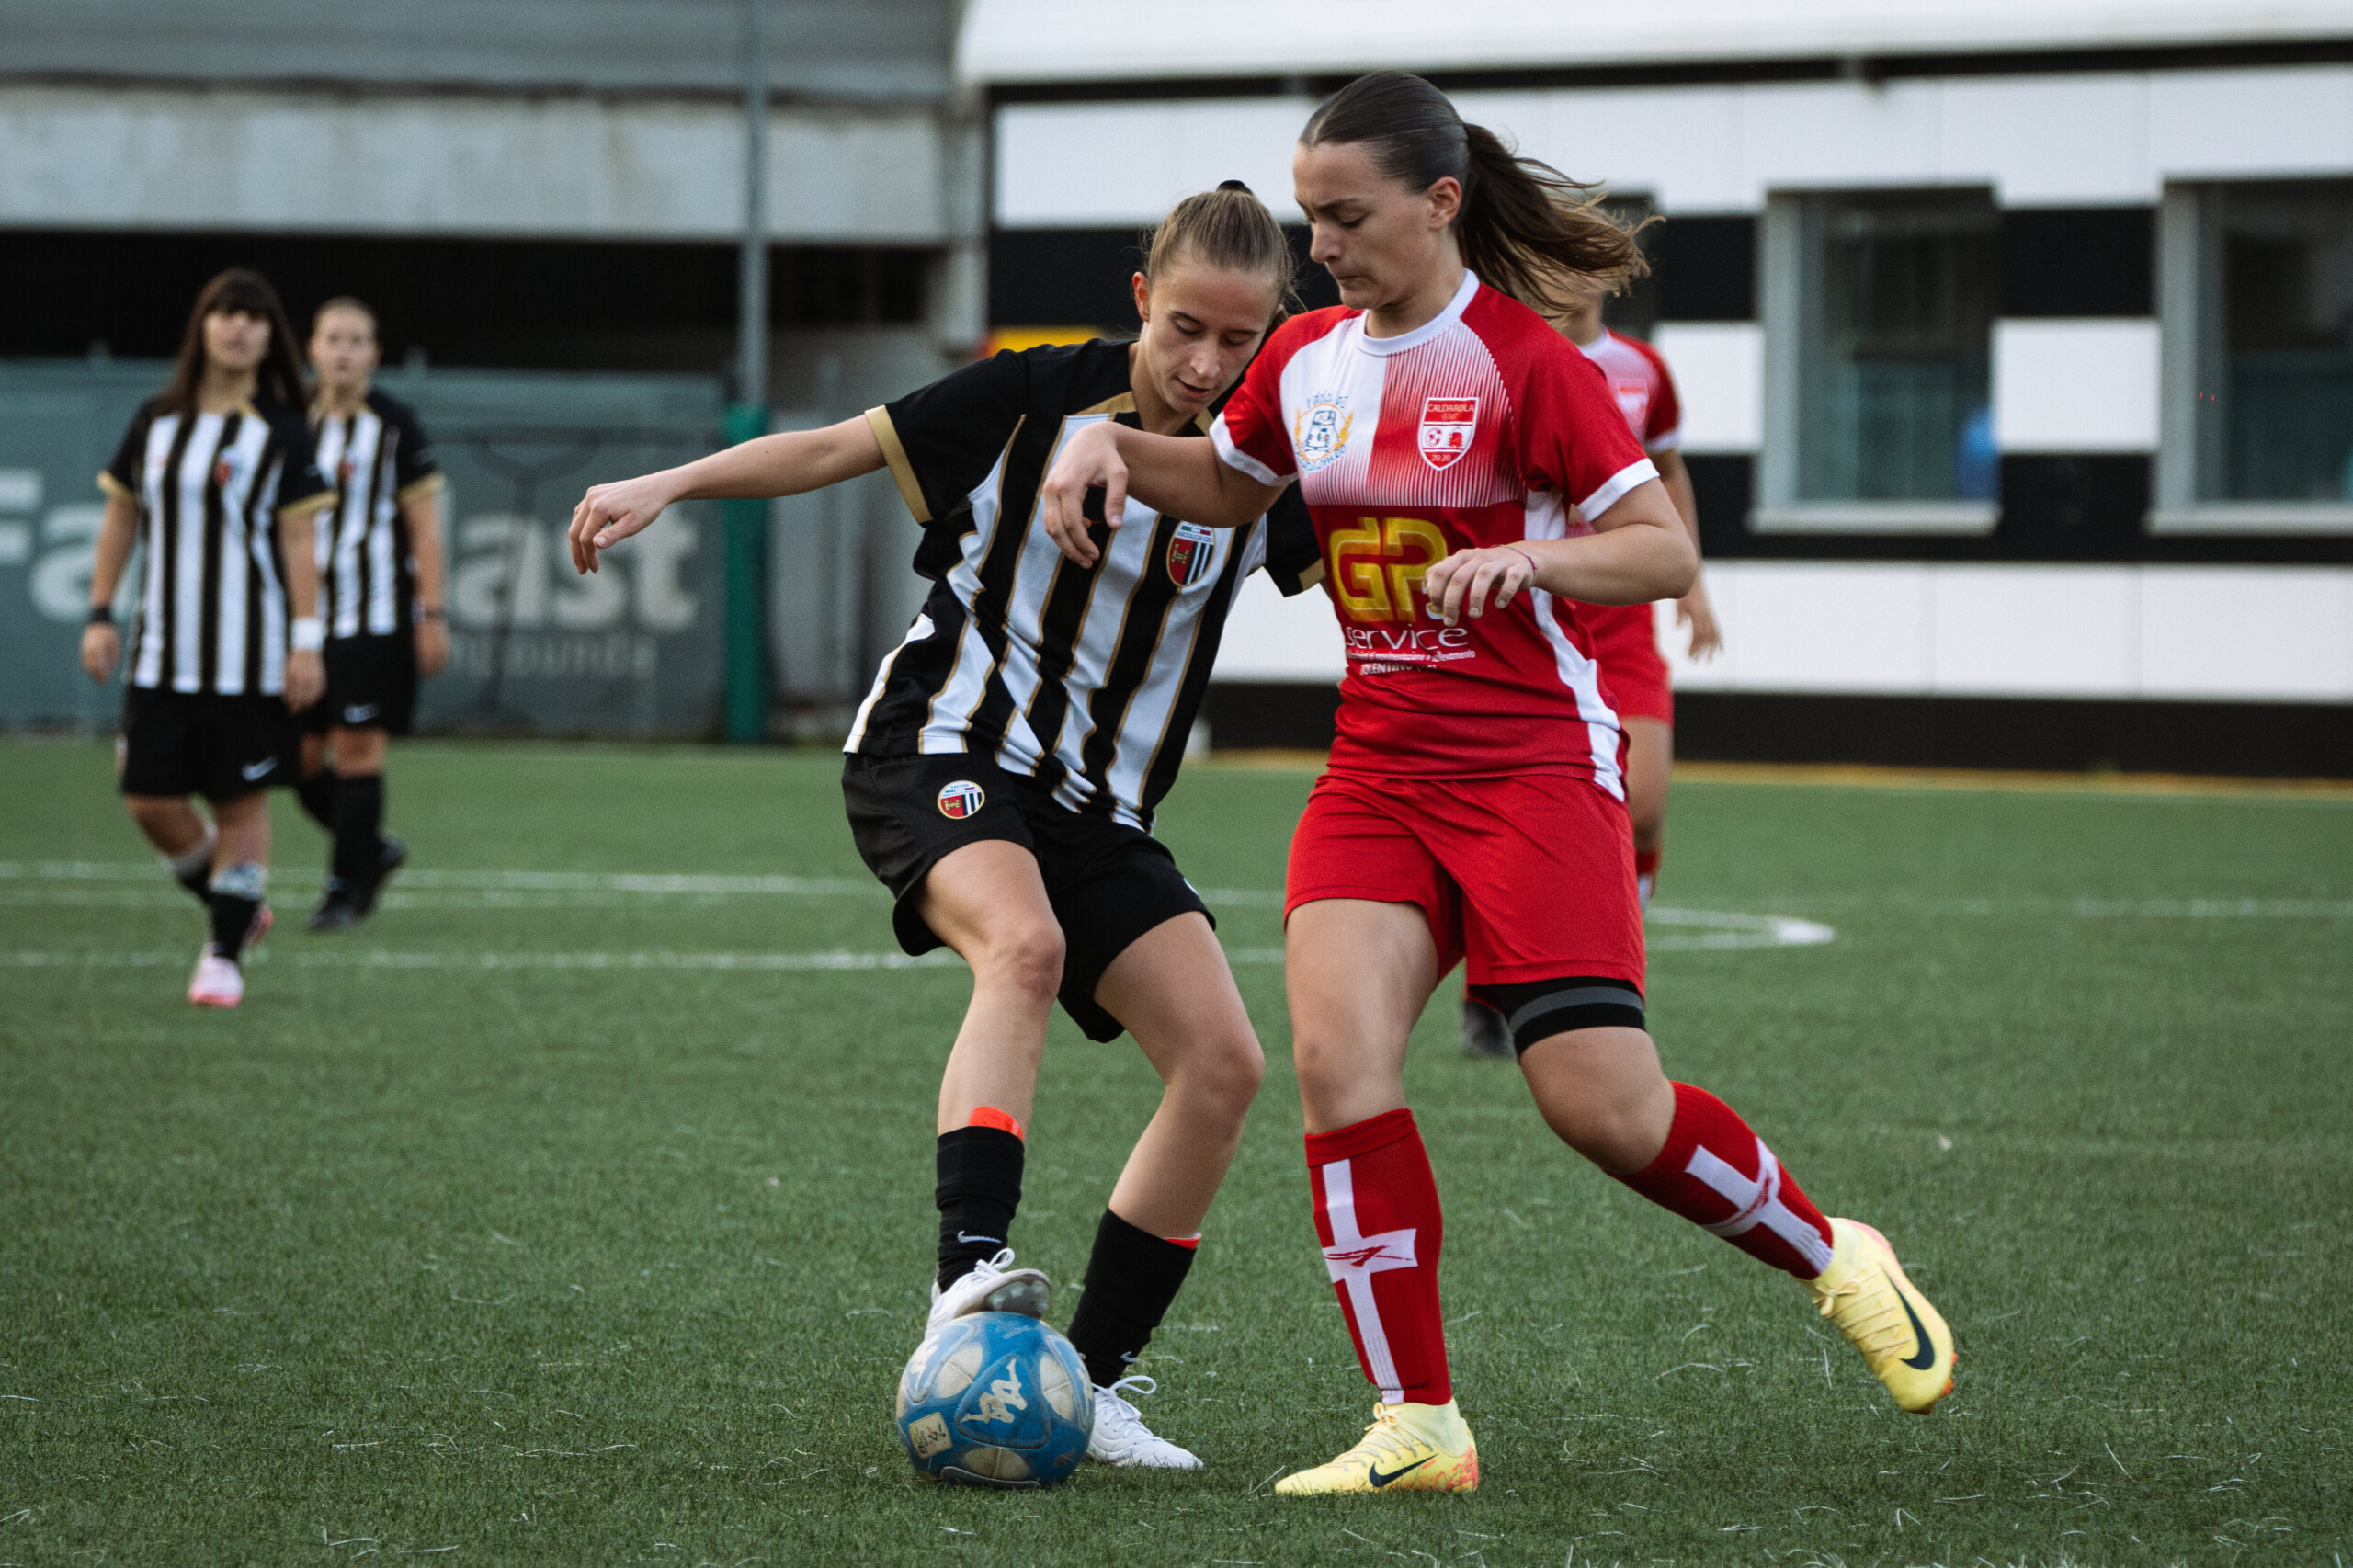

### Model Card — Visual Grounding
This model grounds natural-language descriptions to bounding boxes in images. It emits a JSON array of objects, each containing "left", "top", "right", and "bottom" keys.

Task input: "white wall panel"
[
  {"left": 1929, "top": 566, "right": 2140, "bottom": 694},
  {"left": 1736, "top": 82, "right": 1946, "bottom": 203},
  {"left": 995, "top": 102, "right": 1177, "bottom": 226},
  {"left": 1993, "top": 319, "right": 2162, "bottom": 452},
  {"left": 1170, "top": 98, "right": 1318, "bottom": 222},
  {"left": 1941, "top": 74, "right": 2153, "bottom": 204},
  {"left": 1651, "top": 324, "right": 1764, "bottom": 453},
  {"left": 1676, "top": 562, "right": 1938, "bottom": 691},
  {"left": 2138, "top": 568, "right": 2353, "bottom": 699},
  {"left": 0, "top": 85, "right": 947, "bottom": 240},
  {"left": 2148, "top": 67, "right": 2353, "bottom": 180},
  {"left": 1210, "top": 570, "right": 1347, "bottom": 682}
]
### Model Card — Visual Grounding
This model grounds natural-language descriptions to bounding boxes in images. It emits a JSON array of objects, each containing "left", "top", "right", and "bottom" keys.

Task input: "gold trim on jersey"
[
  {"left": 867, "top": 404, "right": 930, "bottom": 524},
  {"left": 394, "top": 472, "right": 447, "bottom": 504}
]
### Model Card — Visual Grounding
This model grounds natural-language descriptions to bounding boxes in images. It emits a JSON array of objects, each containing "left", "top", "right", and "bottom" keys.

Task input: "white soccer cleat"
[
  {"left": 188, "top": 948, "right": 244, "bottom": 1008},
  {"left": 1086, "top": 1376, "right": 1202, "bottom": 1470},
  {"left": 926, "top": 1247, "right": 1051, "bottom": 1331}
]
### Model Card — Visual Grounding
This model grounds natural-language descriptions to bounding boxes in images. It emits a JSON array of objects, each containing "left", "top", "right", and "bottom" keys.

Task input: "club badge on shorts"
[
  {"left": 1166, "top": 520, "right": 1218, "bottom": 588},
  {"left": 1418, "top": 396, "right": 1478, "bottom": 471},
  {"left": 937, "top": 780, "right": 985, "bottom": 819}
]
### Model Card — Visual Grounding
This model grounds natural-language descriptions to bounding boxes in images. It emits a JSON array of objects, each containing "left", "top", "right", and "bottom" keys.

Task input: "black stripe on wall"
[
  {"left": 1200, "top": 684, "right": 2353, "bottom": 778},
  {"left": 2001, "top": 208, "right": 2154, "bottom": 317}
]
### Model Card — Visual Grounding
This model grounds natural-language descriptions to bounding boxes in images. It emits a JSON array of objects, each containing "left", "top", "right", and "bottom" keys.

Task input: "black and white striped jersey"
[
  {"left": 101, "top": 398, "right": 335, "bottom": 698},
  {"left": 311, "top": 388, "right": 442, "bottom": 641},
  {"left": 853, "top": 339, "right": 1321, "bottom": 831}
]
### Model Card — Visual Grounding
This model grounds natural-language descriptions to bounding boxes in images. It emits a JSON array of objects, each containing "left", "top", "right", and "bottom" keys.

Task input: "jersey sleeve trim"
[
  {"left": 1576, "top": 457, "right": 1660, "bottom": 520},
  {"left": 278, "top": 489, "right": 340, "bottom": 520},
  {"left": 394, "top": 472, "right": 447, "bottom": 503},
  {"left": 1210, "top": 415, "right": 1282, "bottom": 487},
  {"left": 866, "top": 405, "right": 931, "bottom": 525},
  {"left": 97, "top": 471, "right": 134, "bottom": 501}
]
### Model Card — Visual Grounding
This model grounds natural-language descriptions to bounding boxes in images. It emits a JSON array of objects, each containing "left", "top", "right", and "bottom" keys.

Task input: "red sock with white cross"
[
  {"left": 1615, "top": 1083, "right": 1836, "bottom": 1278},
  {"left": 1304, "top": 1108, "right": 1451, "bottom": 1406}
]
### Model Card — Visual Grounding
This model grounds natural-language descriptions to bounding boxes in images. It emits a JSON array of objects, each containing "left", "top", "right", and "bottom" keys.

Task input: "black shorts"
[
  {"left": 841, "top": 753, "right": 1214, "bottom": 1043},
  {"left": 119, "top": 687, "right": 296, "bottom": 802},
  {"left": 298, "top": 633, "right": 417, "bottom": 735}
]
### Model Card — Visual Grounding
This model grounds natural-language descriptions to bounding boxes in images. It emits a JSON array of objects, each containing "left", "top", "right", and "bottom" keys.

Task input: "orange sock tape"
[{"left": 968, "top": 1105, "right": 1026, "bottom": 1140}]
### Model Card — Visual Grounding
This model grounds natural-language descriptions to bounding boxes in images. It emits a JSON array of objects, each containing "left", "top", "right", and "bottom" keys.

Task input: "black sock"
[
  {"left": 297, "top": 766, "right": 340, "bottom": 835},
  {"left": 207, "top": 861, "right": 267, "bottom": 960},
  {"left": 936, "top": 1125, "right": 1024, "bottom": 1290},
  {"left": 332, "top": 773, "right": 384, "bottom": 889},
  {"left": 1065, "top": 1209, "right": 1198, "bottom": 1390}
]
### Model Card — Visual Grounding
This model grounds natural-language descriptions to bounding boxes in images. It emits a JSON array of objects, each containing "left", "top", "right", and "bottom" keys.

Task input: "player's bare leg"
[
  {"left": 1622, "top": 715, "right": 1672, "bottom": 906},
  {"left": 125, "top": 792, "right": 217, "bottom": 907},
  {"left": 1277, "top": 899, "right": 1479, "bottom": 1494},
  {"left": 1518, "top": 1024, "right": 1953, "bottom": 1412},
  {"left": 1069, "top": 912, "right": 1265, "bottom": 1467},
  {"left": 911, "top": 840, "right": 1060, "bottom": 1324}
]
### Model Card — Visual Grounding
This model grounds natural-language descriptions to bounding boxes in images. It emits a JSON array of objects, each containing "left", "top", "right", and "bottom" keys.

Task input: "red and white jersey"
[
  {"left": 1212, "top": 272, "right": 1657, "bottom": 791},
  {"left": 1576, "top": 329, "right": 1682, "bottom": 454}
]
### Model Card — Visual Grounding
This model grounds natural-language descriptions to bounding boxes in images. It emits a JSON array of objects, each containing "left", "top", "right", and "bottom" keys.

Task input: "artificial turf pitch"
[{"left": 2, "top": 739, "right": 2347, "bottom": 1567}]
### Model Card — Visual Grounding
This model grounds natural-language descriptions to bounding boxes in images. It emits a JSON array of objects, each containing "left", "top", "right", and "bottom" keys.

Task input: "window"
[
  {"left": 2159, "top": 180, "right": 2353, "bottom": 530},
  {"left": 1760, "top": 189, "right": 2000, "bottom": 531}
]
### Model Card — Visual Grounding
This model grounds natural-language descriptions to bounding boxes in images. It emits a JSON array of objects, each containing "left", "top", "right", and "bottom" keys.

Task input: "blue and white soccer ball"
[{"left": 896, "top": 1311, "right": 1093, "bottom": 1488}]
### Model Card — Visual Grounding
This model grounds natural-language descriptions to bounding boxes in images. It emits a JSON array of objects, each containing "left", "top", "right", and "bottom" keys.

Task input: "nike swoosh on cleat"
[
  {"left": 241, "top": 758, "right": 276, "bottom": 780},
  {"left": 1895, "top": 1282, "right": 1939, "bottom": 1371},
  {"left": 1365, "top": 1455, "right": 1434, "bottom": 1488}
]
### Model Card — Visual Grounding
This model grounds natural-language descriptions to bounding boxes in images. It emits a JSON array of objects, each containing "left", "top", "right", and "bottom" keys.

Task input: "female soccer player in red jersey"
[
  {"left": 1460, "top": 264, "right": 1722, "bottom": 1056},
  {"left": 571, "top": 187, "right": 1324, "bottom": 1471},
  {"left": 1039, "top": 74, "right": 1955, "bottom": 1494}
]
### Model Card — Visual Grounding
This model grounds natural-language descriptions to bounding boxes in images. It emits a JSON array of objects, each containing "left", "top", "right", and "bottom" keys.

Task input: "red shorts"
[
  {"left": 1285, "top": 767, "right": 1645, "bottom": 988},
  {"left": 1582, "top": 602, "right": 1672, "bottom": 725}
]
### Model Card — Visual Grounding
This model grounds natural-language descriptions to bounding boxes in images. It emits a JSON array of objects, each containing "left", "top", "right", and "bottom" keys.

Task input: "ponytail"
[
  {"left": 1301, "top": 70, "right": 1650, "bottom": 316},
  {"left": 1142, "top": 180, "right": 1301, "bottom": 322}
]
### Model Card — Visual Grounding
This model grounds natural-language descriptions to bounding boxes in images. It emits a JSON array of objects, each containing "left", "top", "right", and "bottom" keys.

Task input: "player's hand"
[
  {"left": 1040, "top": 422, "right": 1126, "bottom": 568},
  {"left": 570, "top": 470, "right": 683, "bottom": 574},
  {"left": 81, "top": 621, "right": 119, "bottom": 684},
  {"left": 1423, "top": 545, "right": 1537, "bottom": 627},
  {"left": 1677, "top": 575, "right": 1722, "bottom": 660},
  {"left": 284, "top": 648, "right": 325, "bottom": 711},
  {"left": 414, "top": 616, "right": 450, "bottom": 676}
]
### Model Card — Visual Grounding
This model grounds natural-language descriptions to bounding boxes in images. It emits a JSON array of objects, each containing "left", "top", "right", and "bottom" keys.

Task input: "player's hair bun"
[{"left": 1217, "top": 179, "right": 1252, "bottom": 193}]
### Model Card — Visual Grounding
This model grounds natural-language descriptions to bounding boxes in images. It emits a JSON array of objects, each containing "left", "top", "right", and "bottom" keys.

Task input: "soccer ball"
[{"left": 896, "top": 1311, "right": 1093, "bottom": 1488}]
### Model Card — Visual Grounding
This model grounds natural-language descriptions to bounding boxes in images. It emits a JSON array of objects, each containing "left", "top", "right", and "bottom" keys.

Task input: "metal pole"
[{"left": 722, "top": 0, "right": 771, "bottom": 743}]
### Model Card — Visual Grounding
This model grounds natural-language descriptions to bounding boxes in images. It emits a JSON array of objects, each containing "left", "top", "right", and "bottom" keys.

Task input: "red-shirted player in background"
[
  {"left": 1039, "top": 71, "right": 1954, "bottom": 1495},
  {"left": 1461, "top": 265, "right": 1723, "bottom": 1057}
]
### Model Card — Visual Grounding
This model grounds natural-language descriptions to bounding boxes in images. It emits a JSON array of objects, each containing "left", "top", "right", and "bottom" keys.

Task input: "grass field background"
[{"left": 2, "top": 738, "right": 2347, "bottom": 1566}]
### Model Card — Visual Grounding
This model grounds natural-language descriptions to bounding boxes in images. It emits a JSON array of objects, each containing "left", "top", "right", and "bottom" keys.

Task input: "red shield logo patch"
[
  {"left": 1418, "top": 397, "right": 1478, "bottom": 472},
  {"left": 936, "top": 780, "right": 985, "bottom": 819},
  {"left": 1165, "top": 520, "right": 1217, "bottom": 588},
  {"left": 1614, "top": 379, "right": 1652, "bottom": 430}
]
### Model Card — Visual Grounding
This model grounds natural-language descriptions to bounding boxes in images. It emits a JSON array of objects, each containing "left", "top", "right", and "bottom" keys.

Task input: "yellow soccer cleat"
[
  {"left": 1807, "top": 1217, "right": 1955, "bottom": 1414},
  {"left": 1274, "top": 1399, "right": 1480, "bottom": 1495}
]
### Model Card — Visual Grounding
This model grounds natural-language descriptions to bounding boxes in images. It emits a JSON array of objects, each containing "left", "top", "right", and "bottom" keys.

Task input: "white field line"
[{"left": 0, "top": 948, "right": 1290, "bottom": 971}]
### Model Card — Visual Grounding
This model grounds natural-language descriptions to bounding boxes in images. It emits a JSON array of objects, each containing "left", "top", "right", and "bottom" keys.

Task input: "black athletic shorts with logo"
[
  {"left": 299, "top": 633, "right": 418, "bottom": 734},
  {"left": 119, "top": 687, "right": 297, "bottom": 801},
  {"left": 841, "top": 753, "right": 1214, "bottom": 1043}
]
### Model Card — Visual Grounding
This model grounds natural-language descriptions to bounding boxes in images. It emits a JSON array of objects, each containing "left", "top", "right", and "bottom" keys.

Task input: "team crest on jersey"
[
  {"left": 213, "top": 456, "right": 241, "bottom": 492},
  {"left": 1418, "top": 397, "right": 1479, "bottom": 471},
  {"left": 1614, "top": 380, "right": 1652, "bottom": 428},
  {"left": 936, "top": 780, "right": 985, "bottom": 819},
  {"left": 340, "top": 456, "right": 358, "bottom": 485},
  {"left": 1294, "top": 395, "right": 1354, "bottom": 472},
  {"left": 1165, "top": 520, "right": 1218, "bottom": 588}
]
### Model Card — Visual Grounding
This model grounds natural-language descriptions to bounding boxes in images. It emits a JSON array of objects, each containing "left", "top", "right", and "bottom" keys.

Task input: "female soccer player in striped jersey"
[
  {"left": 295, "top": 297, "right": 449, "bottom": 929},
  {"left": 568, "top": 186, "right": 1322, "bottom": 1471},
  {"left": 81, "top": 268, "right": 336, "bottom": 1007},
  {"left": 1460, "top": 262, "right": 1722, "bottom": 1058},
  {"left": 1039, "top": 73, "right": 1956, "bottom": 1494}
]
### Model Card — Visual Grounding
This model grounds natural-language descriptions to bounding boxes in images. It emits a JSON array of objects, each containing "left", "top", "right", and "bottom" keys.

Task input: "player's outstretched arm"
[
  {"left": 1039, "top": 422, "right": 1281, "bottom": 568},
  {"left": 568, "top": 415, "right": 885, "bottom": 574},
  {"left": 1422, "top": 479, "right": 1697, "bottom": 626}
]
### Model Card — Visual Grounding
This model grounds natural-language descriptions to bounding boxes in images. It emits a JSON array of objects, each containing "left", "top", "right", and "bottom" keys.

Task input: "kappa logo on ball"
[
  {"left": 937, "top": 780, "right": 986, "bottom": 819},
  {"left": 1165, "top": 520, "right": 1218, "bottom": 588},
  {"left": 1418, "top": 397, "right": 1479, "bottom": 471}
]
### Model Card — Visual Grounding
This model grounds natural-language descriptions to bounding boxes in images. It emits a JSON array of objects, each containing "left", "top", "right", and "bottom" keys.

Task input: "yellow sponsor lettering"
[{"left": 1326, "top": 517, "right": 1450, "bottom": 623}]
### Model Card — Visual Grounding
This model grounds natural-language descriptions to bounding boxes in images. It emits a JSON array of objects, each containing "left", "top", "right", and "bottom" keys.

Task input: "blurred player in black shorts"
[
  {"left": 295, "top": 298, "right": 449, "bottom": 929},
  {"left": 80, "top": 268, "right": 336, "bottom": 1007}
]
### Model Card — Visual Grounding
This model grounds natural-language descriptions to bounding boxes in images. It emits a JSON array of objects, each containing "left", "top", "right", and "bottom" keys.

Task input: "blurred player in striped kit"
[
  {"left": 294, "top": 298, "right": 449, "bottom": 930},
  {"left": 80, "top": 268, "right": 336, "bottom": 1006}
]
